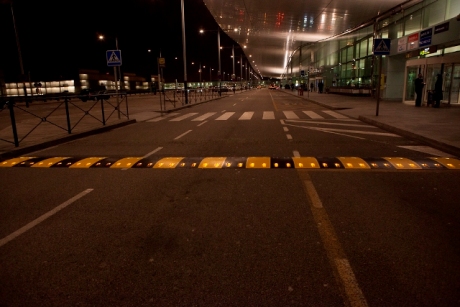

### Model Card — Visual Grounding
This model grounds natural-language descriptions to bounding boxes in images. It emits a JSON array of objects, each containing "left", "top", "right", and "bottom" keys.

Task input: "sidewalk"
[
  {"left": 1, "top": 90, "right": 459, "bottom": 159},
  {"left": 294, "top": 90, "right": 460, "bottom": 157}
]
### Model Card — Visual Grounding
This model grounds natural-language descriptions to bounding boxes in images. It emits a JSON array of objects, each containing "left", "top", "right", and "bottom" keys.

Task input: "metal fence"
[{"left": 0, "top": 93, "right": 129, "bottom": 147}]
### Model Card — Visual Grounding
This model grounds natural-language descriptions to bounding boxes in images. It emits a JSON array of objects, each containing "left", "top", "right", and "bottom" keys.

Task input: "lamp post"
[
  {"left": 200, "top": 28, "right": 222, "bottom": 96},
  {"left": 180, "top": 0, "right": 189, "bottom": 104},
  {"left": 98, "top": 34, "right": 121, "bottom": 118},
  {"left": 9, "top": 1, "right": 28, "bottom": 105}
]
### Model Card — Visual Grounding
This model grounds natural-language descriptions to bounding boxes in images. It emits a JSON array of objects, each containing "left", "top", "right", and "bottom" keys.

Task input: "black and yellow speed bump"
[{"left": 1, "top": 156, "right": 460, "bottom": 170}]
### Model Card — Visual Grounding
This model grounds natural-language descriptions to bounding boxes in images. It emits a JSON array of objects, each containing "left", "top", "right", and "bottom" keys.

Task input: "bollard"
[
  {"left": 100, "top": 95, "right": 106, "bottom": 125},
  {"left": 64, "top": 96, "right": 72, "bottom": 134},
  {"left": 7, "top": 100, "right": 19, "bottom": 147}
]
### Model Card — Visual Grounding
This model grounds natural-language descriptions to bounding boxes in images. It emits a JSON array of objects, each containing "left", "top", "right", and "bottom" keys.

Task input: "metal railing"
[{"left": 0, "top": 93, "right": 129, "bottom": 147}]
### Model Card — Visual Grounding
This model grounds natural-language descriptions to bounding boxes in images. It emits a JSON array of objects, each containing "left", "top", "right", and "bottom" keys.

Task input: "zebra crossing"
[{"left": 147, "top": 110, "right": 350, "bottom": 122}]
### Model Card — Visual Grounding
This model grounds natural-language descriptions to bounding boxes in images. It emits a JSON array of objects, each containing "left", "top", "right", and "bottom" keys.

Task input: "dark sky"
[{"left": 0, "top": 0, "right": 241, "bottom": 82}]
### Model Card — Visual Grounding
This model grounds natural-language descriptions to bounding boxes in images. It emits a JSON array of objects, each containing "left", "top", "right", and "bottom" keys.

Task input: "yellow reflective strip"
[
  {"left": 337, "top": 157, "right": 371, "bottom": 169},
  {"left": 153, "top": 157, "right": 184, "bottom": 168},
  {"left": 198, "top": 157, "right": 226, "bottom": 168},
  {"left": 246, "top": 157, "right": 271, "bottom": 168},
  {"left": 69, "top": 157, "right": 107, "bottom": 168},
  {"left": 292, "top": 157, "right": 320, "bottom": 169},
  {"left": 0, "top": 157, "right": 36, "bottom": 167},
  {"left": 382, "top": 157, "right": 422, "bottom": 169},
  {"left": 429, "top": 157, "right": 460, "bottom": 169},
  {"left": 110, "top": 157, "right": 143, "bottom": 169},
  {"left": 31, "top": 157, "right": 70, "bottom": 168}
]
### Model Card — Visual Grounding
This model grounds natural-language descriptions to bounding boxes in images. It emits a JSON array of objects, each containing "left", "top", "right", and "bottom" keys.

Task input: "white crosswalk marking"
[
  {"left": 148, "top": 110, "right": 351, "bottom": 122},
  {"left": 263, "top": 111, "right": 275, "bottom": 119},
  {"left": 323, "top": 110, "right": 348, "bottom": 119},
  {"left": 192, "top": 112, "right": 216, "bottom": 121},
  {"left": 239, "top": 112, "right": 254, "bottom": 120},
  {"left": 283, "top": 111, "right": 299, "bottom": 119},
  {"left": 215, "top": 112, "right": 235, "bottom": 120},
  {"left": 147, "top": 113, "right": 180, "bottom": 122},
  {"left": 303, "top": 111, "right": 324, "bottom": 119},
  {"left": 170, "top": 113, "right": 198, "bottom": 121}
]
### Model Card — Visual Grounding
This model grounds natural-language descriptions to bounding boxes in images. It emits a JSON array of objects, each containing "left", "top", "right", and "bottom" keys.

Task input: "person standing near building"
[
  {"left": 318, "top": 81, "right": 324, "bottom": 93},
  {"left": 414, "top": 73, "right": 425, "bottom": 107},
  {"left": 434, "top": 73, "right": 443, "bottom": 108}
]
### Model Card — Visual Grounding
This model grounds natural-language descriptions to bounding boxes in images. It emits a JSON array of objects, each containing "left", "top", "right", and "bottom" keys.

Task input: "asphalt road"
[{"left": 1, "top": 89, "right": 459, "bottom": 306}]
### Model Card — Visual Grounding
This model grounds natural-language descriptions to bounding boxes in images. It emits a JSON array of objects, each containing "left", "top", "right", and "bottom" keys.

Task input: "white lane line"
[
  {"left": 283, "top": 127, "right": 289, "bottom": 132},
  {"left": 323, "top": 110, "right": 349, "bottom": 119},
  {"left": 283, "top": 111, "right": 299, "bottom": 119},
  {"left": 293, "top": 150, "right": 300, "bottom": 157},
  {"left": 143, "top": 147, "right": 163, "bottom": 158},
  {"left": 170, "top": 113, "right": 198, "bottom": 121},
  {"left": 0, "top": 189, "right": 94, "bottom": 248},
  {"left": 286, "top": 120, "right": 374, "bottom": 128},
  {"left": 215, "top": 112, "right": 235, "bottom": 120},
  {"left": 286, "top": 134, "right": 293, "bottom": 140},
  {"left": 197, "top": 121, "right": 208, "bottom": 127},
  {"left": 398, "top": 145, "right": 454, "bottom": 157},
  {"left": 239, "top": 112, "right": 254, "bottom": 120},
  {"left": 263, "top": 111, "right": 275, "bottom": 120},
  {"left": 192, "top": 112, "right": 216, "bottom": 121},
  {"left": 311, "top": 127, "right": 400, "bottom": 137},
  {"left": 174, "top": 130, "right": 192, "bottom": 140},
  {"left": 303, "top": 111, "right": 324, "bottom": 119},
  {"left": 147, "top": 113, "right": 179, "bottom": 122}
]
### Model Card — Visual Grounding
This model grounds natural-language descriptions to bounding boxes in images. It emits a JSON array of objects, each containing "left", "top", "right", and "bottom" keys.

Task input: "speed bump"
[{"left": 0, "top": 156, "right": 459, "bottom": 170}]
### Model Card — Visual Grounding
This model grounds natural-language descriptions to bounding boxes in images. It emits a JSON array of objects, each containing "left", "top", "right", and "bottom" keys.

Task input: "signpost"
[
  {"left": 106, "top": 50, "right": 122, "bottom": 118},
  {"left": 373, "top": 39, "right": 390, "bottom": 116}
]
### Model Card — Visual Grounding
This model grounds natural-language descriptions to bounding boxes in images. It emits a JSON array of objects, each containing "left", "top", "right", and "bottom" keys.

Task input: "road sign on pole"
[
  {"left": 106, "top": 50, "right": 122, "bottom": 66},
  {"left": 373, "top": 39, "right": 391, "bottom": 55}
]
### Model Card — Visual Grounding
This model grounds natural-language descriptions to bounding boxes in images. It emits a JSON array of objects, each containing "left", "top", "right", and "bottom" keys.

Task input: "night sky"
[{"left": 0, "top": 0, "right": 241, "bottom": 83}]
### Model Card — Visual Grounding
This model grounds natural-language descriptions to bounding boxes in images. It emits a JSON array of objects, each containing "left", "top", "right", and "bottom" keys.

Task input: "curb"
[{"left": 359, "top": 116, "right": 460, "bottom": 158}]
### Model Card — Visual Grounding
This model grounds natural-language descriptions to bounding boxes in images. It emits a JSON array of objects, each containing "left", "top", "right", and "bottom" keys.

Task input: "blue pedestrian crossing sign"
[
  {"left": 373, "top": 39, "right": 391, "bottom": 55},
  {"left": 106, "top": 50, "right": 122, "bottom": 66}
]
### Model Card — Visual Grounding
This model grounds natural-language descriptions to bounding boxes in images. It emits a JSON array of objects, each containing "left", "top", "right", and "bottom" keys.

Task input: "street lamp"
[
  {"left": 199, "top": 28, "right": 222, "bottom": 95},
  {"left": 98, "top": 33, "right": 122, "bottom": 118}
]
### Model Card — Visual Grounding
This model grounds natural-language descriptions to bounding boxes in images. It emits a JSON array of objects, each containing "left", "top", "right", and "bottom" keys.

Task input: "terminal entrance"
[{"left": 404, "top": 54, "right": 460, "bottom": 105}]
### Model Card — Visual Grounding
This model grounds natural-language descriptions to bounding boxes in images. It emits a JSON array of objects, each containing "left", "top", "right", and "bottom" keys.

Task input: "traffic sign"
[
  {"left": 106, "top": 50, "right": 122, "bottom": 66},
  {"left": 373, "top": 39, "right": 391, "bottom": 55}
]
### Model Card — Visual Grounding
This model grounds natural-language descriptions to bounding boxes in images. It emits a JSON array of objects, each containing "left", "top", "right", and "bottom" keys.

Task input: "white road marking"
[
  {"left": 286, "top": 134, "right": 293, "bottom": 140},
  {"left": 293, "top": 150, "right": 300, "bottom": 157},
  {"left": 0, "top": 189, "right": 94, "bottom": 248},
  {"left": 174, "top": 130, "right": 192, "bottom": 140},
  {"left": 312, "top": 127, "right": 400, "bottom": 137},
  {"left": 286, "top": 120, "right": 375, "bottom": 128},
  {"left": 197, "top": 121, "right": 208, "bottom": 127},
  {"left": 323, "top": 110, "right": 349, "bottom": 119},
  {"left": 283, "top": 127, "right": 289, "bottom": 132},
  {"left": 303, "top": 111, "right": 324, "bottom": 119},
  {"left": 147, "top": 113, "right": 180, "bottom": 122},
  {"left": 239, "top": 112, "right": 254, "bottom": 120},
  {"left": 143, "top": 147, "right": 163, "bottom": 158},
  {"left": 215, "top": 112, "right": 235, "bottom": 120},
  {"left": 398, "top": 145, "right": 454, "bottom": 157},
  {"left": 192, "top": 112, "right": 216, "bottom": 121},
  {"left": 263, "top": 111, "right": 275, "bottom": 119},
  {"left": 283, "top": 111, "right": 299, "bottom": 119},
  {"left": 170, "top": 113, "right": 198, "bottom": 121}
]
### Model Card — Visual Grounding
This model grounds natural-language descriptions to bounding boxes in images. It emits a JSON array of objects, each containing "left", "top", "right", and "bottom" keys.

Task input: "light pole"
[
  {"left": 9, "top": 1, "right": 28, "bottom": 104},
  {"left": 98, "top": 34, "right": 121, "bottom": 118},
  {"left": 200, "top": 28, "right": 222, "bottom": 96},
  {"left": 181, "top": 0, "right": 189, "bottom": 104}
]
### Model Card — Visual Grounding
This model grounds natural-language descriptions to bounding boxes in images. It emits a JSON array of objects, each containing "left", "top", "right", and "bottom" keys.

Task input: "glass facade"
[{"left": 284, "top": 0, "right": 460, "bottom": 100}]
